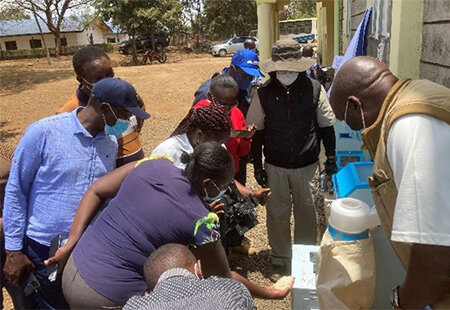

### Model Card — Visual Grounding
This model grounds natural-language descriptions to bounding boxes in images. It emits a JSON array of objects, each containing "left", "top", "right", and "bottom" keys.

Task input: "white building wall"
[
  {"left": 0, "top": 23, "right": 111, "bottom": 51},
  {"left": 77, "top": 24, "right": 106, "bottom": 45},
  {"left": 0, "top": 33, "right": 83, "bottom": 50},
  {"left": 61, "top": 33, "right": 79, "bottom": 47},
  {"left": 0, "top": 33, "right": 56, "bottom": 50}
]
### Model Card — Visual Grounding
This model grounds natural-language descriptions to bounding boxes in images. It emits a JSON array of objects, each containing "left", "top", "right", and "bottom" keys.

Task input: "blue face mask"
[
  {"left": 105, "top": 118, "right": 130, "bottom": 136},
  {"left": 204, "top": 180, "right": 228, "bottom": 202},
  {"left": 103, "top": 103, "right": 131, "bottom": 137}
]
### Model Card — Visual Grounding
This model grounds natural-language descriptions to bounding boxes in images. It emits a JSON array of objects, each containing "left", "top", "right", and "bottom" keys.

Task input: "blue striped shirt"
[{"left": 4, "top": 108, "right": 117, "bottom": 250}]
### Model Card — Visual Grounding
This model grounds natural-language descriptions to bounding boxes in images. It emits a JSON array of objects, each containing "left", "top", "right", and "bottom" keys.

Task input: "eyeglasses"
[{"left": 80, "top": 77, "right": 94, "bottom": 92}]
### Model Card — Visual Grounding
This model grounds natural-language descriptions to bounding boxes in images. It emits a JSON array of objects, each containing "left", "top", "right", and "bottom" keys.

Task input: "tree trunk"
[
  {"left": 131, "top": 33, "right": 138, "bottom": 65},
  {"left": 54, "top": 31, "right": 62, "bottom": 57},
  {"left": 32, "top": 8, "right": 51, "bottom": 64}
]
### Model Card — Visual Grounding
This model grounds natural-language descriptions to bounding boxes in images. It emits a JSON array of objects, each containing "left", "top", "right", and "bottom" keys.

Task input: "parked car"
[
  {"left": 119, "top": 34, "right": 170, "bottom": 55},
  {"left": 210, "top": 36, "right": 259, "bottom": 57}
]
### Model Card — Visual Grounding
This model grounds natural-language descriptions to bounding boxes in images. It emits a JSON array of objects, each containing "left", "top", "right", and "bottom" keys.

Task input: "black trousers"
[{"left": 234, "top": 156, "right": 248, "bottom": 186}]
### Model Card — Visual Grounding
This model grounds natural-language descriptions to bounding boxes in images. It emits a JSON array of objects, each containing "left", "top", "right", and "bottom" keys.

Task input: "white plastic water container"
[
  {"left": 332, "top": 163, "right": 406, "bottom": 309},
  {"left": 328, "top": 198, "right": 380, "bottom": 241}
]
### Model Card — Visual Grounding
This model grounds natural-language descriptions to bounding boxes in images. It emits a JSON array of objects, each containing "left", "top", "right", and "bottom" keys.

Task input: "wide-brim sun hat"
[{"left": 260, "top": 39, "right": 315, "bottom": 73}]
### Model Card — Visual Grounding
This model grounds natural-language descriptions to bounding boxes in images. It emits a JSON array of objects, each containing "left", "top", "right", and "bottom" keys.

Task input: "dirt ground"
[{"left": 0, "top": 50, "right": 294, "bottom": 309}]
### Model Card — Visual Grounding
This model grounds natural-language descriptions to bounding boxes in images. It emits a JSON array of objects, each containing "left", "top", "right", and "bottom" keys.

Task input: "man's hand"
[
  {"left": 44, "top": 244, "right": 74, "bottom": 273},
  {"left": 267, "top": 277, "right": 295, "bottom": 299},
  {"left": 4, "top": 250, "right": 35, "bottom": 286},
  {"left": 242, "top": 124, "right": 257, "bottom": 140},
  {"left": 251, "top": 188, "right": 271, "bottom": 205},
  {"left": 254, "top": 169, "right": 268, "bottom": 188},
  {"left": 324, "top": 157, "right": 338, "bottom": 175}
]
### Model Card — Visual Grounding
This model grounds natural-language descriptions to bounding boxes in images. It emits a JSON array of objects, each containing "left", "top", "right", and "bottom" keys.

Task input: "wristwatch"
[{"left": 390, "top": 285, "right": 401, "bottom": 309}]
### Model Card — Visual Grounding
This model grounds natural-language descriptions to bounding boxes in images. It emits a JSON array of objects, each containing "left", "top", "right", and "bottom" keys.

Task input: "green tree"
[
  {"left": 288, "top": 0, "right": 316, "bottom": 19},
  {"left": 0, "top": 4, "right": 29, "bottom": 21},
  {"left": 96, "top": 0, "right": 182, "bottom": 64},
  {"left": 181, "top": 0, "right": 204, "bottom": 46},
  {"left": 203, "top": 0, "right": 257, "bottom": 40}
]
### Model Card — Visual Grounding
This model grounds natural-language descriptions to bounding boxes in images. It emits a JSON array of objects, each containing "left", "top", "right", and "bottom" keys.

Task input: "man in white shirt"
[{"left": 330, "top": 56, "right": 450, "bottom": 309}]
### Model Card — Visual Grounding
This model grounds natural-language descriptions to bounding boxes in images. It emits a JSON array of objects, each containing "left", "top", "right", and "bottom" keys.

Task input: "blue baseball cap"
[
  {"left": 231, "top": 49, "right": 263, "bottom": 77},
  {"left": 92, "top": 77, "right": 150, "bottom": 119}
]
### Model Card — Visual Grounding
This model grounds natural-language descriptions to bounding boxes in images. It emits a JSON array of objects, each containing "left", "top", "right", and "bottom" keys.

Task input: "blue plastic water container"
[
  {"left": 331, "top": 161, "right": 406, "bottom": 309},
  {"left": 336, "top": 150, "right": 364, "bottom": 170},
  {"left": 333, "top": 161, "right": 374, "bottom": 205}
]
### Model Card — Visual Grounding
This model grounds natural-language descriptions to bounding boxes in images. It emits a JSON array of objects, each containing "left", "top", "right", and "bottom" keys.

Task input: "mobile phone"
[
  {"left": 20, "top": 271, "right": 40, "bottom": 297},
  {"left": 47, "top": 234, "right": 62, "bottom": 279},
  {"left": 230, "top": 129, "right": 248, "bottom": 138}
]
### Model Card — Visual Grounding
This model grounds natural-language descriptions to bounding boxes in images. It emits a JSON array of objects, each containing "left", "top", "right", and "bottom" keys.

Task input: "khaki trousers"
[
  {"left": 265, "top": 162, "right": 319, "bottom": 266},
  {"left": 62, "top": 254, "right": 123, "bottom": 309}
]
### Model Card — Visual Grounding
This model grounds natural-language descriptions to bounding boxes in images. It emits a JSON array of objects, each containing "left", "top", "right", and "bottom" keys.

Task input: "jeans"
[{"left": 6, "top": 237, "right": 69, "bottom": 309}]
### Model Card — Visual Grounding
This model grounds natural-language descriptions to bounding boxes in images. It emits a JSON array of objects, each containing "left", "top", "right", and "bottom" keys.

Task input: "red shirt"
[{"left": 194, "top": 100, "right": 251, "bottom": 173}]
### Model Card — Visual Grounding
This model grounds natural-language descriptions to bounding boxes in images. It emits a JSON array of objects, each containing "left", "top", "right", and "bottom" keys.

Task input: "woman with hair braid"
[
  {"left": 153, "top": 97, "right": 270, "bottom": 221},
  {"left": 151, "top": 104, "right": 232, "bottom": 169}
]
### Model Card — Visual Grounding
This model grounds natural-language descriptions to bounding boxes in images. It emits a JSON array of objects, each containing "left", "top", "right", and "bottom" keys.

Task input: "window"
[
  {"left": 29, "top": 39, "right": 42, "bottom": 49},
  {"left": 55, "top": 37, "right": 67, "bottom": 47},
  {"left": 5, "top": 41, "right": 17, "bottom": 50},
  {"left": 107, "top": 38, "right": 116, "bottom": 43}
]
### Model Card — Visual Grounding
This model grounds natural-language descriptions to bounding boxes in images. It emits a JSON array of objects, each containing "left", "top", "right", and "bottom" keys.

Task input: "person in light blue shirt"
[{"left": 3, "top": 77, "right": 150, "bottom": 309}]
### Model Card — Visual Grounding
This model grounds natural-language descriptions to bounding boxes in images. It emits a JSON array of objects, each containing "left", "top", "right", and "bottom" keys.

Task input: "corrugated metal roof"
[{"left": 0, "top": 18, "right": 85, "bottom": 37}]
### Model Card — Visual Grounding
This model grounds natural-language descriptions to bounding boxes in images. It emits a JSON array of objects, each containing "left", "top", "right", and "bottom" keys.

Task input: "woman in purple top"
[{"left": 46, "top": 143, "right": 292, "bottom": 308}]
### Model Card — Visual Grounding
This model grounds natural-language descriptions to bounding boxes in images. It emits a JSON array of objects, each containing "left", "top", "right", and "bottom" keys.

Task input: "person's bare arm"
[
  {"left": 192, "top": 241, "right": 292, "bottom": 299},
  {"left": 398, "top": 243, "right": 450, "bottom": 308},
  {"left": 234, "top": 179, "right": 270, "bottom": 205},
  {"left": 44, "top": 161, "right": 136, "bottom": 271},
  {"left": 136, "top": 95, "right": 146, "bottom": 132}
]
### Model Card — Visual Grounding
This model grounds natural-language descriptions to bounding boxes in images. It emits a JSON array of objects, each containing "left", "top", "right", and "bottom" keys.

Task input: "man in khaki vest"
[{"left": 329, "top": 56, "right": 450, "bottom": 309}]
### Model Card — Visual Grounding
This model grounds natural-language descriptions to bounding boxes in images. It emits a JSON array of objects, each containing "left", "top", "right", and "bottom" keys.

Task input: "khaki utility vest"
[{"left": 362, "top": 79, "right": 450, "bottom": 308}]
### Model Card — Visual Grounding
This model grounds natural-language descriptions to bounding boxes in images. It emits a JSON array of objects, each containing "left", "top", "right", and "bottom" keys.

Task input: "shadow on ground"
[
  {"left": 229, "top": 249, "right": 275, "bottom": 280},
  {"left": 0, "top": 121, "right": 20, "bottom": 143},
  {"left": 0, "top": 65, "right": 73, "bottom": 95}
]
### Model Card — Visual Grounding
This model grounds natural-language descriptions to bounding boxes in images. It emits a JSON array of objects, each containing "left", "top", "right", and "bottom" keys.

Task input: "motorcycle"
[{"left": 141, "top": 48, "right": 167, "bottom": 65}]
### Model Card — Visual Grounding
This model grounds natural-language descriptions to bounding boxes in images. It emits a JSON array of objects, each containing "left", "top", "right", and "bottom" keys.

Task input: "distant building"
[
  {"left": 279, "top": 18, "right": 317, "bottom": 36},
  {"left": 0, "top": 18, "right": 128, "bottom": 51}
]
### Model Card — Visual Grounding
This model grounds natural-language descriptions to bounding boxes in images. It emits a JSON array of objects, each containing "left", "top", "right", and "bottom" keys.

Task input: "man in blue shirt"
[
  {"left": 3, "top": 77, "right": 150, "bottom": 309},
  {"left": 192, "top": 48, "right": 263, "bottom": 117}
]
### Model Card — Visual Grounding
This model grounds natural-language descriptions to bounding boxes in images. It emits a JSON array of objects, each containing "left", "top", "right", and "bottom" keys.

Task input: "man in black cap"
[
  {"left": 246, "top": 39, "right": 337, "bottom": 281},
  {"left": 3, "top": 78, "right": 149, "bottom": 308},
  {"left": 57, "top": 46, "right": 148, "bottom": 167}
]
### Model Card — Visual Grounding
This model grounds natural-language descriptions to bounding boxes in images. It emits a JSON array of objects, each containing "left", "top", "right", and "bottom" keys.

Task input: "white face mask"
[{"left": 276, "top": 71, "right": 299, "bottom": 86}]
